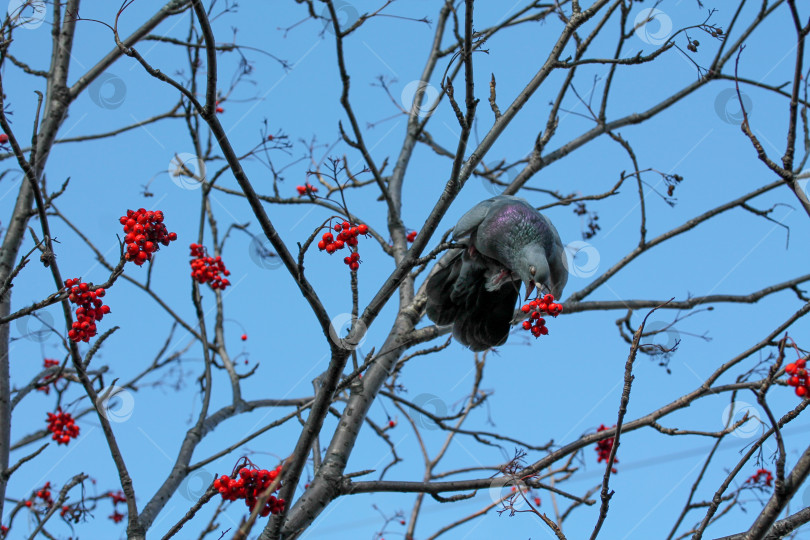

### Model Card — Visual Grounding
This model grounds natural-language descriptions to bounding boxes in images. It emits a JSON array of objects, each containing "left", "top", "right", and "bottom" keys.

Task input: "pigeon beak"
[{"left": 524, "top": 279, "right": 536, "bottom": 300}]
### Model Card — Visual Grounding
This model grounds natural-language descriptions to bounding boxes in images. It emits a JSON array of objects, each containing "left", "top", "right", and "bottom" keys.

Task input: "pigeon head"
[{"left": 514, "top": 244, "right": 552, "bottom": 300}]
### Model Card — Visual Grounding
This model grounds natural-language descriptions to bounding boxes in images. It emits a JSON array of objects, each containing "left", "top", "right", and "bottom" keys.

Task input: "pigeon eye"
[{"left": 529, "top": 265, "right": 536, "bottom": 276}]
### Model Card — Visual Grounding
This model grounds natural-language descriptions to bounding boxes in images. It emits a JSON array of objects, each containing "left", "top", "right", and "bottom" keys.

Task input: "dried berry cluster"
[
  {"left": 785, "top": 358, "right": 810, "bottom": 398},
  {"left": 296, "top": 183, "right": 318, "bottom": 195},
  {"left": 746, "top": 468, "right": 773, "bottom": 487},
  {"left": 317, "top": 220, "right": 369, "bottom": 271},
  {"left": 189, "top": 244, "right": 231, "bottom": 290},
  {"left": 595, "top": 424, "right": 618, "bottom": 473},
  {"left": 65, "top": 278, "right": 110, "bottom": 343},
  {"left": 46, "top": 408, "right": 79, "bottom": 445},
  {"left": 120, "top": 209, "right": 177, "bottom": 266},
  {"left": 214, "top": 466, "right": 285, "bottom": 517},
  {"left": 520, "top": 294, "right": 563, "bottom": 338}
]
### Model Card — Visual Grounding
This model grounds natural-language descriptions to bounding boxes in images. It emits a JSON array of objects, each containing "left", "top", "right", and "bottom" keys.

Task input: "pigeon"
[{"left": 425, "top": 195, "right": 567, "bottom": 351}]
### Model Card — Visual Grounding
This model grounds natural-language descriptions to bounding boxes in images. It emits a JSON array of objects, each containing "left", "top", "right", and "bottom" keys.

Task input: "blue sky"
[{"left": 2, "top": 1, "right": 810, "bottom": 539}]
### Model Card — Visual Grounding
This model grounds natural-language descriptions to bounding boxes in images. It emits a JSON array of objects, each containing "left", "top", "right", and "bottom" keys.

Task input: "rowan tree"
[{"left": 1, "top": 1, "right": 809, "bottom": 539}]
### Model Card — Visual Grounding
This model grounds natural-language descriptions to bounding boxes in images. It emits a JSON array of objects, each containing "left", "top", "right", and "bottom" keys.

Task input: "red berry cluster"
[
  {"left": 120, "top": 209, "right": 178, "bottom": 266},
  {"left": 318, "top": 221, "right": 369, "bottom": 271},
  {"left": 65, "top": 278, "right": 110, "bottom": 343},
  {"left": 519, "top": 294, "right": 563, "bottom": 338},
  {"left": 36, "top": 482, "right": 53, "bottom": 507},
  {"left": 296, "top": 183, "right": 318, "bottom": 195},
  {"left": 37, "top": 359, "right": 61, "bottom": 394},
  {"left": 746, "top": 468, "right": 773, "bottom": 487},
  {"left": 214, "top": 465, "right": 285, "bottom": 517},
  {"left": 46, "top": 408, "right": 79, "bottom": 445},
  {"left": 189, "top": 244, "right": 231, "bottom": 290},
  {"left": 406, "top": 231, "right": 417, "bottom": 242},
  {"left": 108, "top": 490, "right": 126, "bottom": 523},
  {"left": 595, "top": 424, "right": 618, "bottom": 473},
  {"left": 785, "top": 358, "right": 809, "bottom": 398}
]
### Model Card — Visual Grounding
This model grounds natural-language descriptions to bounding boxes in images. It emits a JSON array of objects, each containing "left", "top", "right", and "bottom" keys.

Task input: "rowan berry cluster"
[
  {"left": 296, "top": 183, "right": 318, "bottom": 195},
  {"left": 317, "top": 220, "right": 369, "bottom": 271},
  {"left": 35, "top": 482, "right": 53, "bottom": 507},
  {"left": 46, "top": 408, "right": 79, "bottom": 445},
  {"left": 189, "top": 244, "right": 231, "bottom": 290},
  {"left": 108, "top": 490, "right": 126, "bottom": 523},
  {"left": 64, "top": 278, "right": 110, "bottom": 343},
  {"left": 120, "top": 209, "right": 178, "bottom": 266},
  {"left": 785, "top": 358, "right": 810, "bottom": 398},
  {"left": 406, "top": 231, "right": 417, "bottom": 242},
  {"left": 520, "top": 294, "right": 563, "bottom": 338},
  {"left": 595, "top": 424, "right": 618, "bottom": 473},
  {"left": 60, "top": 503, "right": 82, "bottom": 523},
  {"left": 746, "top": 468, "right": 773, "bottom": 487},
  {"left": 36, "top": 358, "right": 61, "bottom": 394},
  {"left": 214, "top": 465, "right": 285, "bottom": 517}
]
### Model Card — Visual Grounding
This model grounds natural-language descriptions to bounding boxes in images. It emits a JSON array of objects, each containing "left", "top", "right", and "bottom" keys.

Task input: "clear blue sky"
[{"left": 3, "top": 1, "right": 809, "bottom": 539}]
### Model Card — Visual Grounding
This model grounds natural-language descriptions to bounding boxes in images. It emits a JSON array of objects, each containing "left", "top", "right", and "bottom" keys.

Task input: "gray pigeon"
[{"left": 425, "top": 195, "right": 567, "bottom": 351}]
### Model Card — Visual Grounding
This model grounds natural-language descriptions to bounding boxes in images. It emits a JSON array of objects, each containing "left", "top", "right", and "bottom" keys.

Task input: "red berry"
[
  {"left": 349, "top": 261, "right": 359, "bottom": 271},
  {"left": 357, "top": 224, "right": 368, "bottom": 235},
  {"left": 241, "top": 334, "right": 247, "bottom": 341}
]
